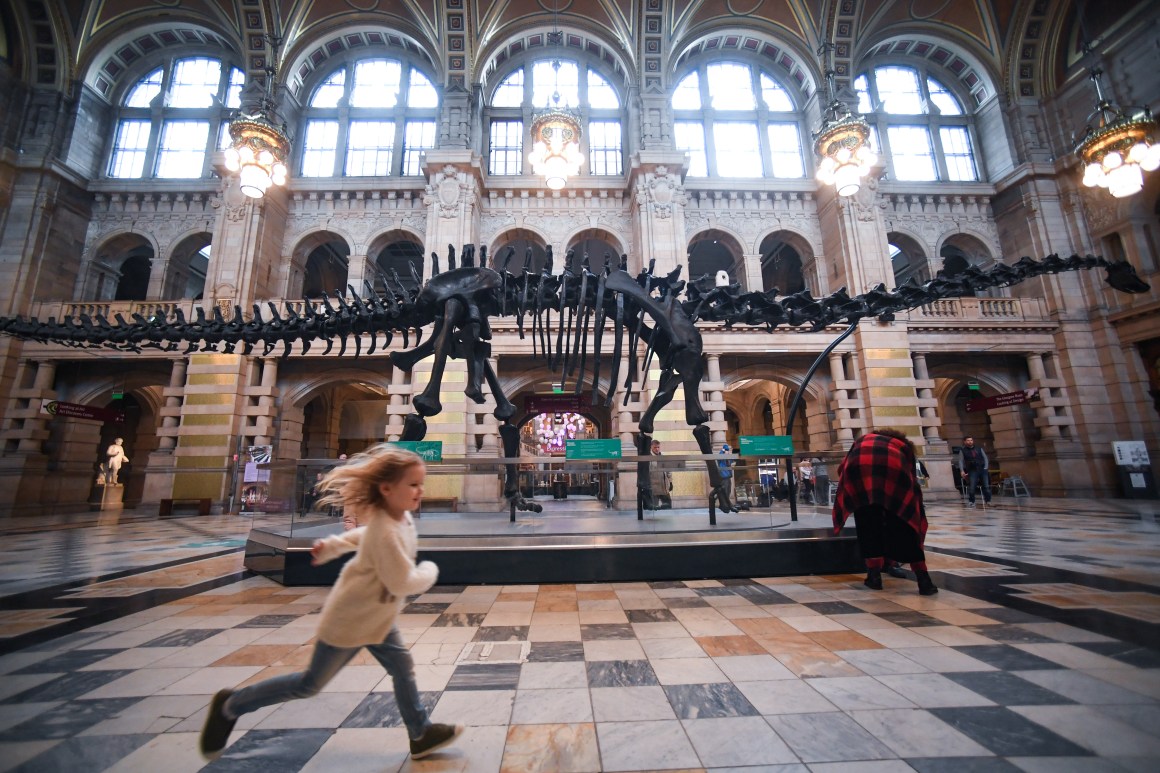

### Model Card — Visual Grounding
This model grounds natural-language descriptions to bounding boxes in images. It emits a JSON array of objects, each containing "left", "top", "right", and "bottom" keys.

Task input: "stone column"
[
  {"left": 705, "top": 354, "right": 726, "bottom": 446},
  {"left": 828, "top": 352, "right": 855, "bottom": 445},
  {"left": 142, "top": 358, "right": 189, "bottom": 506}
]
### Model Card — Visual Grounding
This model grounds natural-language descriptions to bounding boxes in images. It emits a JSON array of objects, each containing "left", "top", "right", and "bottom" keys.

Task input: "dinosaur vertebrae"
[{"left": 0, "top": 250, "right": 1144, "bottom": 367}]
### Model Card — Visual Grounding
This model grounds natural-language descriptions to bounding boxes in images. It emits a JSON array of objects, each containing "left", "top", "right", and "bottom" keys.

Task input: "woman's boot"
[{"left": 915, "top": 569, "right": 938, "bottom": 595}]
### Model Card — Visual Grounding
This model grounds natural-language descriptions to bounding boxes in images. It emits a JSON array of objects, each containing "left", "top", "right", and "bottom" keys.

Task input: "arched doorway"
[
  {"left": 491, "top": 229, "right": 549, "bottom": 273},
  {"left": 939, "top": 233, "right": 994, "bottom": 298},
  {"left": 166, "top": 234, "right": 211, "bottom": 300},
  {"left": 374, "top": 238, "right": 424, "bottom": 294},
  {"left": 758, "top": 232, "right": 810, "bottom": 294},
  {"left": 86, "top": 233, "right": 155, "bottom": 301},
  {"left": 566, "top": 229, "right": 623, "bottom": 271},
  {"left": 688, "top": 230, "right": 745, "bottom": 288},
  {"left": 887, "top": 232, "right": 929, "bottom": 287}
]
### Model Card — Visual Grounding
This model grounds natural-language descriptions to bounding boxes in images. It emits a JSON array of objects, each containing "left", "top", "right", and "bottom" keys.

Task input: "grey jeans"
[{"left": 223, "top": 626, "right": 429, "bottom": 739}]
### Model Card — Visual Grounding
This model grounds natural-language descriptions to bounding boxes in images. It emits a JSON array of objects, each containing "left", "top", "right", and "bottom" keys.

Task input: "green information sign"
[
  {"left": 390, "top": 441, "right": 443, "bottom": 461},
  {"left": 565, "top": 438, "right": 622, "bottom": 460},
  {"left": 739, "top": 435, "right": 794, "bottom": 457}
]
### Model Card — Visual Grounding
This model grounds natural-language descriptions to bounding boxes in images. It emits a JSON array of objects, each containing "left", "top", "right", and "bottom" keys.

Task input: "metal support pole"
[{"left": 786, "top": 321, "right": 859, "bottom": 523}]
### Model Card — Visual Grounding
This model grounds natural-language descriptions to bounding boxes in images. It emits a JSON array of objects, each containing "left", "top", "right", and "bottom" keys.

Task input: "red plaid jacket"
[{"left": 831, "top": 433, "right": 927, "bottom": 542}]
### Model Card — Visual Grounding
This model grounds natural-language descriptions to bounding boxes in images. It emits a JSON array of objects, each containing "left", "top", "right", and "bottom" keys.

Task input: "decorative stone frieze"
[{"left": 683, "top": 190, "right": 822, "bottom": 254}]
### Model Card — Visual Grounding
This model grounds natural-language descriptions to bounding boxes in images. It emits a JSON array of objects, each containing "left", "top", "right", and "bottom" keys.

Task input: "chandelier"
[
  {"left": 813, "top": 42, "right": 877, "bottom": 197},
  {"left": 1075, "top": 65, "right": 1159, "bottom": 199},
  {"left": 529, "top": 97, "right": 584, "bottom": 191},
  {"left": 224, "top": 37, "right": 291, "bottom": 199}
]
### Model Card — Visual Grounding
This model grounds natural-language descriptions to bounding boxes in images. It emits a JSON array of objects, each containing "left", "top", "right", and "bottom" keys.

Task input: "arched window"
[
  {"left": 109, "top": 57, "right": 244, "bottom": 179},
  {"left": 671, "top": 62, "right": 805, "bottom": 179},
  {"left": 855, "top": 65, "right": 980, "bottom": 182},
  {"left": 300, "top": 58, "right": 439, "bottom": 178},
  {"left": 486, "top": 58, "right": 624, "bottom": 177}
]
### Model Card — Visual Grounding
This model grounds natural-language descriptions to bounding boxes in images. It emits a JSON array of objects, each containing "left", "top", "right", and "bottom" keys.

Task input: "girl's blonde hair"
[{"left": 315, "top": 444, "right": 424, "bottom": 510}]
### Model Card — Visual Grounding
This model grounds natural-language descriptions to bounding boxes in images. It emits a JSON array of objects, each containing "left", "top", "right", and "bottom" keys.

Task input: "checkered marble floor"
[{"left": 0, "top": 499, "right": 1157, "bottom": 772}]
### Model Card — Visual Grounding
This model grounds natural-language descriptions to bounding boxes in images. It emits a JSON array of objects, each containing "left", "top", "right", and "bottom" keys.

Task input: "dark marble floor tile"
[
  {"left": 648, "top": 580, "right": 687, "bottom": 589},
  {"left": 586, "top": 660, "right": 659, "bottom": 688},
  {"left": 739, "top": 588, "right": 796, "bottom": 604},
  {"left": 929, "top": 706, "right": 1090, "bottom": 757},
  {"left": 236, "top": 615, "right": 300, "bottom": 628},
  {"left": 906, "top": 757, "right": 1024, "bottom": 773},
  {"left": 526, "top": 642, "right": 585, "bottom": 662},
  {"left": 970, "top": 607, "right": 1049, "bottom": 625},
  {"left": 139, "top": 629, "right": 224, "bottom": 647},
  {"left": 626, "top": 609, "right": 677, "bottom": 623},
  {"left": 877, "top": 611, "right": 945, "bottom": 627},
  {"left": 429, "top": 585, "right": 467, "bottom": 593},
  {"left": 952, "top": 645, "right": 1061, "bottom": 671},
  {"left": 446, "top": 663, "right": 522, "bottom": 691},
  {"left": 963, "top": 625, "right": 1054, "bottom": 644},
  {"left": 472, "top": 626, "right": 528, "bottom": 642},
  {"left": 804, "top": 601, "right": 863, "bottom": 615},
  {"left": 11, "top": 649, "right": 124, "bottom": 674},
  {"left": 0, "top": 669, "right": 135, "bottom": 704},
  {"left": 719, "top": 579, "right": 763, "bottom": 588},
  {"left": 1075, "top": 641, "right": 1160, "bottom": 668},
  {"left": 202, "top": 728, "right": 333, "bottom": 771},
  {"left": 694, "top": 587, "right": 738, "bottom": 597},
  {"left": 340, "top": 691, "right": 441, "bottom": 727},
  {"left": 663, "top": 597, "right": 710, "bottom": 609},
  {"left": 943, "top": 671, "right": 1075, "bottom": 706},
  {"left": 23, "top": 631, "right": 111, "bottom": 652},
  {"left": 580, "top": 624, "right": 636, "bottom": 640},
  {"left": 433, "top": 612, "right": 486, "bottom": 627},
  {"left": 403, "top": 603, "right": 451, "bottom": 614},
  {"left": 662, "top": 682, "right": 759, "bottom": 719},
  {"left": 0, "top": 698, "right": 138, "bottom": 740},
  {"left": 8, "top": 732, "right": 153, "bottom": 773}
]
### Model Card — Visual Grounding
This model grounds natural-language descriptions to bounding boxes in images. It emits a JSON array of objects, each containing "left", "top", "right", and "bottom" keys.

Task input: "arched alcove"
[
  {"left": 375, "top": 239, "right": 424, "bottom": 295},
  {"left": 887, "top": 232, "right": 930, "bottom": 287},
  {"left": 491, "top": 229, "right": 549, "bottom": 274},
  {"left": 688, "top": 230, "right": 744, "bottom": 287},
  {"left": 758, "top": 232, "right": 812, "bottom": 294},
  {"left": 166, "top": 234, "right": 211, "bottom": 300}
]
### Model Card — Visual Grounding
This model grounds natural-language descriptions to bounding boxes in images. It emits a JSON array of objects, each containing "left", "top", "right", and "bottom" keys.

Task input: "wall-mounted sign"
[
  {"left": 965, "top": 387, "right": 1039, "bottom": 413},
  {"left": 390, "top": 441, "right": 443, "bottom": 461},
  {"left": 525, "top": 394, "right": 590, "bottom": 414},
  {"left": 1112, "top": 441, "right": 1150, "bottom": 467},
  {"left": 565, "top": 439, "right": 621, "bottom": 460},
  {"left": 739, "top": 435, "right": 795, "bottom": 456},
  {"left": 40, "top": 400, "right": 125, "bottom": 423}
]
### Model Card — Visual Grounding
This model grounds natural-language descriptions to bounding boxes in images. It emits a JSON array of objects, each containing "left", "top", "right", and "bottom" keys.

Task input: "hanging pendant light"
[
  {"left": 224, "top": 36, "right": 291, "bottom": 199},
  {"left": 528, "top": 6, "right": 583, "bottom": 190},
  {"left": 1075, "top": 65, "right": 1159, "bottom": 199},
  {"left": 813, "top": 42, "right": 876, "bottom": 197}
]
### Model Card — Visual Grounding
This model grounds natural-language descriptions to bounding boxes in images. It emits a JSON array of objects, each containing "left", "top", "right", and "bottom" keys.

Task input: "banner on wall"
[{"left": 40, "top": 400, "right": 125, "bottom": 423}]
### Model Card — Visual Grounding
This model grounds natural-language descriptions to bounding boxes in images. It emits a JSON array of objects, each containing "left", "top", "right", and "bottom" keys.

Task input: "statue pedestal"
[{"left": 89, "top": 484, "right": 125, "bottom": 512}]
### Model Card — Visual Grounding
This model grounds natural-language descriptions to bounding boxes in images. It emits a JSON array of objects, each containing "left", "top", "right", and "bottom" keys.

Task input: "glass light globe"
[
  {"left": 224, "top": 146, "right": 241, "bottom": 172},
  {"left": 834, "top": 163, "right": 861, "bottom": 197},
  {"left": 1107, "top": 162, "right": 1144, "bottom": 198},
  {"left": 239, "top": 164, "right": 271, "bottom": 198},
  {"left": 1142, "top": 143, "right": 1160, "bottom": 172},
  {"left": 1103, "top": 151, "right": 1122, "bottom": 170}
]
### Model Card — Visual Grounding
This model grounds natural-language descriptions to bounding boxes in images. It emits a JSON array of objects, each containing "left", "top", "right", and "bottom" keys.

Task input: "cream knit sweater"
[{"left": 312, "top": 507, "right": 438, "bottom": 648}]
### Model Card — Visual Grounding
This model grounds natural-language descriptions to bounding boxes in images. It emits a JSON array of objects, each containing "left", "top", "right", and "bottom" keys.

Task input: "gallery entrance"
[{"left": 515, "top": 392, "right": 614, "bottom": 507}]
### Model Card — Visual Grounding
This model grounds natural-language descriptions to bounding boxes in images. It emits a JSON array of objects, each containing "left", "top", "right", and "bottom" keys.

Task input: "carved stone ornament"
[
  {"left": 425, "top": 164, "right": 471, "bottom": 219},
  {"left": 638, "top": 166, "right": 686, "bottom": 220}
]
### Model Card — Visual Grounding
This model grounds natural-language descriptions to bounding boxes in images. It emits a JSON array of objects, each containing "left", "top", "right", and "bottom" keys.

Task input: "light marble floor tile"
[
  {"left": 501, "top": 722, "right": 600, "bottom": 773},
  {"left": 1015, "top": 622, "right": 1118, "bottom": 644},
  {"left": 577, "top": 609, "right": 629, "bottom": 624},
  {"left": 430, "top": 688, "right": 516, "bottom": 726},
  {"left": 1007, "top": 757, "right": 1131, "bottom": 773},
  {"left": 583, "top": 639, "right": 645, "bottom": 661},
  {"left": 631, "top": 621, "right": 689, "bottom": 639},
  {"left": 712, "top": 654, "right": 796, "bottom": 682},
  {"left": 253, "top": 690, "right": 365, "bottom": 729},
  {"left": 808, "top": 676, "right": 916, "bottom": 711},
  {"left": 79, "top": 648, "right": 175, "bottom": 671},
  {"left": 528, "top": 623, "right": 582, "bottom": 642},
  {"left": 833, "top": 648, "right": 931, "bottom": 676},
  {"left": 518, "top": 661, "right": 589, "bottom": 690},
  {"left": 912, "top": 625, "right": 998, "bottom": 647},
  {"left": 897, "top": 646, "right": 998, "bottom": 672},
  {"left": 807, "top": 761, "right": 923, "bottom": 773},
  {"left": 859, "top": 627, "right": 945, "bottom": 649},
  {"left": 651, "top": 656, "right": 728, "bottom": 685},
  {"left": 590, "top": 686, "right": 677, "bottom": 721},
  {"left": 97, "top": 731, "right": 207, "bottom": 773},
  {"left": 78, "top": 667, "right": 199, "bottom": 699},
  {"left": 1012, "top": 642, "right": 1139, "bottom": 671},
  {"left": 1081, "top": 668, "right": 1160, "bottom": 700},
  {"left": 873, "top": 673, "right": 995, "bottom": 708},
  {"left": 766, "top": 711, "right": 896, "bottom": 762},
  {"left": 682, "top": 715, "right": 799, "bottom": 766},
  {"left": 0, "top": 701, "right": 58, "bottom": 733},
  {"left": 640, "top": 637, "right": 706, "bottom": 660},
  {"left": 511, "top": 687, "right": 593, "bottom": 724},
  {"left": 781, "top": 615, "right": 850, "bottom": 633},
  {"left": 1013, "top": 668, "right": 1157, "bottom": 705},
  {"left": 734, "top": 679, "right": 839, "bottom": 715},
  {"left": 79, "top": 694, "right": 209, "bottom": 735},
  {"left": 155, "top": 665, "right": 264, "bottom": 695},
  {"left": 1013, "top": 704, "right": 1160, "bottom": 757},
  {"left": 595, "top": 719, "right": 701, "bottom": 772},
  {"left": 849, "top": 708, "right": 992, "bottom": 757}
]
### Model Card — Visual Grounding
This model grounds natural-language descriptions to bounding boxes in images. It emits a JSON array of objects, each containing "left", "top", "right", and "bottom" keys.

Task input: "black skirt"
[{"left": 852, "top": 504, "right": 926, "bottom": 564}]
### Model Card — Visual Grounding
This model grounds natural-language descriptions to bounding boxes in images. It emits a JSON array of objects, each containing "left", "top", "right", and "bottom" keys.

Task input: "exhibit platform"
[{"left": 242, "top": 501, "right": 864, "bottom": 585}]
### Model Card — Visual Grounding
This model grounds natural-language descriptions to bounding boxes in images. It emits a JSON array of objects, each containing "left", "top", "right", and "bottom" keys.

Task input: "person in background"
[
  {"left": 647, "top": 439, "right": 672, "bottom": 510},
  {"left": 717, "top": 442, "right": 734, "bottom": 499},
  {"left": 831, "top": 428, "right": 938, "bottom": 595},
  {"left": 798, "top": 458, "right": 814, "bottom": 504},
  {"left": 812, "top": 457, "right": 830, "bottom": 506},
  {"left": 957, "top": 436, "right": 991, "bottom": 507},
  {"left": 200, "top": 445, "right": 463, "bottom": 761}
]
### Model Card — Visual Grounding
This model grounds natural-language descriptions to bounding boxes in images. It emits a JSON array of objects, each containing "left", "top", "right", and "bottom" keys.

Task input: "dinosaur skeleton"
[{"left": 0, "top": 250, "right": 1148, "bottom": 514}]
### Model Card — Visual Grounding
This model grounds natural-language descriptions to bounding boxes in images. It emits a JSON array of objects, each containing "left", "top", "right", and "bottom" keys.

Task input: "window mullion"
[
  {"left": 335, "top": 113, "right": 351, "bottom": 177},
  {"left": 702, "top": 109, "right": 718, "bottom": 177},
  {"left": 878, "top": 118, "right": 897, "bottom": 181},
  {"left": 928, "top": 121, "right": 949, "bottom": 181}
]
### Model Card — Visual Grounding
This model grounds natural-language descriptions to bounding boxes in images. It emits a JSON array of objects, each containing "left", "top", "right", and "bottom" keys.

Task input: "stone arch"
[
  {"left": 165, "top": 232, "right": 212, "bottom": 300},
  {"left": 669, "top": 26, "right": 820, "bottom": 98},
  {"left": 565, "top": 228, "right": 625, "bottom": 269},
  {"left": 283, "top": 368, "right": 394, "bottom": 411},
  {"left": 490, "top": 228, "right": 550, "bottom": 273},
  {"left": 886, "top": 231, "right": 931, "bottom": 287},
  {"left": 687, "top": 228, "right": 746, "bottom": 287},
  {"left": 938, "top": 232, "right": 997, "bottom": 297},
  {"left": 855, "top": 33, "right": 1000, "bottom": 109},
  {"left": 367, "top": 230, "right": 425, "bottom": 294},
  {"left": 85, "top": 232, "right": 157, "bottom": 302},
  {"left": 758, "top": 230, "right": 815, "bottom": 294},
  {"left": 289, "top": 230, "right": 354, "bottom": 299},
  {"left": 284, "top": 26, "right": 441, "bottom": 100}
]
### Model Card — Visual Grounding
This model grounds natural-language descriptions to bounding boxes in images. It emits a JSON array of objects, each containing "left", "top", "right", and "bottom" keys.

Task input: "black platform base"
[{"left": 244, "top": 526, "right": 864, "bottom": 586}]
